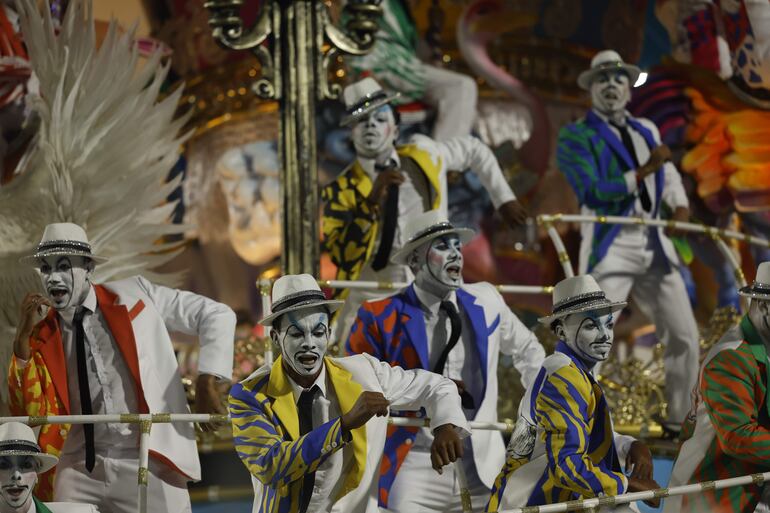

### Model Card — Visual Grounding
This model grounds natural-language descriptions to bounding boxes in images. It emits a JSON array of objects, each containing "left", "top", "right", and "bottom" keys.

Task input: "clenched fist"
[
  {"left": 341, "top": 391, "right": 390, "bottom": 433},
  {"left": 430, "top": 424, "right": 463, "bottom": 474},
  {"left": 366, "top": 169, "right": 404, "bottom": 209},
  {"left": 14, "top": 293, "right": 51, "bottom": 360}
]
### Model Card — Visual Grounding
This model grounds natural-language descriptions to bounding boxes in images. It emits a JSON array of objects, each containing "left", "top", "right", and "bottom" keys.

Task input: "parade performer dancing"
[
  {"left": 0, "top": 1, "right": 236, "bottom": 509},
  {"left": 229, "top": 274, "right": 470, "bottom": 513},
  {"left": 323, "top": 77, "right": 527, "bottom": 342},
  {"left": 9, "top": 223, "right": 235, "bottom": 513},
  {"left": 556, "top": 49, "right": 699, "bottom": 433},
  {"left": 347, "top": 210, "right": 545, "bottom": 512},
  {"left": 486, "top": 275, "right": 659, "bottom": 512},
  {"left": 666, "top": 261, "right": 770, "bottom": 513}
]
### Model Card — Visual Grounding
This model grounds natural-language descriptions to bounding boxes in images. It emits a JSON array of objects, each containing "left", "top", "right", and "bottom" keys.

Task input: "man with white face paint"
[
  {"left": 556, "top": 49, "right": 699, "bottom": 435},
  {"left": 666, "top": 261, "right": 770, "bottom": 513},
  {"left": 0, "top": 422, "right": 96, "bottom": 513},
  {"left": 486, "top": 275, "right": 659, "bottom": 512},
  {"left": 347, "top": 210, "right": 545, "bottom": 513},
  {"left": 323, "top": 77, "right": 528, "bottom": 344},
  {"left": 229, "top": 273, "right": 470, "bottom": 513},
  {"left": 9, "top": 223, "right": 236, "bottom": 511}
]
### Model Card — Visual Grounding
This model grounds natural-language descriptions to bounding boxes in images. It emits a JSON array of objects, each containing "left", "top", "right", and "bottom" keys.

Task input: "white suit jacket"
[{"left": 91, "top": 276, "right": 235, "bottom": 481}]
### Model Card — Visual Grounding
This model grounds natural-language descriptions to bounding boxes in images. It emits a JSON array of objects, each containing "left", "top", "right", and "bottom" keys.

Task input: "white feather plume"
[{"left": 0, "top": 0, "right": 190, "bottom": 405}]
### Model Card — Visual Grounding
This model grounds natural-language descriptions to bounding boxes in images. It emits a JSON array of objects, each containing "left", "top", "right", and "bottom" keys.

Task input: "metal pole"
[
  {"left": 205, "top": 0, "right": 382, "bottom": 275},
  {"left": 137, "top": 420, "right": 151, "bottom": 513}
]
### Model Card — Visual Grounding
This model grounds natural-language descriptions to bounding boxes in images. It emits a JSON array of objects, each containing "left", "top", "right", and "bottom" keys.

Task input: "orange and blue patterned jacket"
[{"left": 346, "top": 284, "right": 491, "bottom": 508}]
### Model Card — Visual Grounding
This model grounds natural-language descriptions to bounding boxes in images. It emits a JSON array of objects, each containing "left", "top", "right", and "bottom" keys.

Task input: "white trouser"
[
  {"left": 421, "top": 64, "right": 477, "bottom": 141},
  {"left": 591, "top": 238, "right": 699, "bottom": 426},
  {"left": 54, "top": 454, "right": 191, "bottom": 513},
  {"left": 383, "top": 447, "right": 489, "bottom": 513}
]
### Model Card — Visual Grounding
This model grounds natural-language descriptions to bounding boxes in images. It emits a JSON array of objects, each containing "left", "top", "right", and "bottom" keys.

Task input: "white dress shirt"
[
  {"left": 287, "top": 366, "right": 353, "bottom": 513},
  {"left": 411, "top": 284, "right": 484, "bottom": 458},
  {"left": 58, "top": 286, "right": 140, "bottom": 458}
]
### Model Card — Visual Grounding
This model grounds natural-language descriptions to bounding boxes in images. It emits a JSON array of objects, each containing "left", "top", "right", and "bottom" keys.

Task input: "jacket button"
[
  {"left": 405, "top": 439, "right": 412, "bottom": 445},
  {"left": 60, "top": 429, "right": 67, "bottom": 437}
]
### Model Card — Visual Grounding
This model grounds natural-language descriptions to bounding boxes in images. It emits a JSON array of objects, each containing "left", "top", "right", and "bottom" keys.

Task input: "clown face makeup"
[
  {"left": 0, "top": 456, "right": 37, "bottom": 513},
  {"left": 272, "top": 306, "right": 330, "bottom": 379},
  {"left": 590, "top": 70, "right": 631, "bottom": 118},
  {"left": 351, "top": 105, "right": 398, "bottom": 161},
  {"left": 37, "top": 255, "right": 92, "bottom": 311},
  {"left": 558, "top": 310, "right": 616, "bottom": 365},
  {"left": 413, "top": 235, "right": 464, "bottom": 297}
]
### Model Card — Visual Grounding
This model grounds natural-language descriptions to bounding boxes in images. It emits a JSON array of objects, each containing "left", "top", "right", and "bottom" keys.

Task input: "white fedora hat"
[
  {"left": 539, "top": 275, "right": 626, "bottom": 325},
  {"left": 260, "top": 274, "right": 344, "bottom": 326},
  {"left": 340, "top": 77, "right": 400, "bottom": 127},
  {"left": 0, "top": 422, "right": 58, "bottom": 474},
  {"left": 739, "top": 261, "right": 770, "bottom": 301},
  {"left": 21, "top": 223, "right": 108, "bottom": 266},
  {"left": 390, "top": 210, "right": 475, "bottom": 265},
  {"left": 577, "top": 49, "right": 641, "bottom": 90}
]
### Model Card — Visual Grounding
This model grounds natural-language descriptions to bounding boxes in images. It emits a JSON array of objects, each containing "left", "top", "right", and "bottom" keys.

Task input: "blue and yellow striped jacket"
[
  {"left": 229, "top": 356, "right": 368, "bottom": 513},
  {"left": 487, "top": 341, "right": 627, "bottom": 510}
]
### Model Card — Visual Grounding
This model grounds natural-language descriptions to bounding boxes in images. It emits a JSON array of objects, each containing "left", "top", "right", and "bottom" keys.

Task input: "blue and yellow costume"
[{"left": 487, "top": 341, "right": 632, "bottom": 511}]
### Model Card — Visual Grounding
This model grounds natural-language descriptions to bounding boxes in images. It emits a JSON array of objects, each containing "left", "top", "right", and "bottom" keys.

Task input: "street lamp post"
[{"left": 204, "top": 0, "right": 381, "bottom": 274}]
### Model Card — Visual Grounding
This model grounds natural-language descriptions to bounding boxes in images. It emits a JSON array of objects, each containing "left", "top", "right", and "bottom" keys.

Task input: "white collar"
[
  {"left": 288, "top": 363, "right": 328, "bottom": 405},
  {"left": 592, "top": 108, "right": 632, "bottom": 127},
  {"left": 358, "top": 149, "right": 400, "bottom": 178},
  {"left": 413, "top": 282, "right": 457, "bottom": 318}
]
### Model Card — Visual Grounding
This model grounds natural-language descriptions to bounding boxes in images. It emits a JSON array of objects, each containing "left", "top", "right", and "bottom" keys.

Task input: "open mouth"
[
  {"left": 296, "top": 353, "right": 319, "bottom": 367},
  {"left": 603, "top": 89, "right": 619, "bottom": 101},
  {"left": 445, "top": 264, "right": 462, "bottom": 279},
  {"left": 48, "top": 287, "right": 69, "bottom": 301},
  {"left": 3, "top": 486, "right": 28, "bottom": 500}
]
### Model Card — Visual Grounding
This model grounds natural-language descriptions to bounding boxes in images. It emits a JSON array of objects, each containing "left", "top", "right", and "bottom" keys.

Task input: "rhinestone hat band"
[
  {"left": 0, "top": 439, "right": 42, "bottom": 454},
  {"left": 552, "top": 291, "right": 610, "bottom": 314},
  {"left": 36, "top": 239, "right": 93, "bottom": 255},
  {"left": 271, "top": 290, "right": 327, "bottom": 315},
  {"left": 346, "top": 90, "right": 390, "bottom": 118}
]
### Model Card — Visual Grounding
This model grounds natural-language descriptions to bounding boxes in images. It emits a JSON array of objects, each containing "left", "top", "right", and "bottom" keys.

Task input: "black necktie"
[
  {"left": 297, "top": 385, "right": 320, "bottom": 513},
  {"left": 432, "top": 302, "right": 475, "bottom": 409},
  {"left": 371, "top": 161, "right": 400, "bottom": 271},
  {"left": 611, "top": 121, "right": 652, "bottom": 212},
  {"left": 73, "top": 308, "right": 95, "bottom": 473}
]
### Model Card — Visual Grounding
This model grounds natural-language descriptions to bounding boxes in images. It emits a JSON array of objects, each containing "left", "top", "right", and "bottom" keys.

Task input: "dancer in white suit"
[{"left": 9, "top": 223, "right": 236, "bottom": 513}]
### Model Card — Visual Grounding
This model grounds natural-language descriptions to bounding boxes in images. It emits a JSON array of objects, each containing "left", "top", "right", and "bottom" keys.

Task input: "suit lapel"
[
  {"left": 456, "top": 289, "right": 488, "bottom": 388},
  {"left": 351, "top": 160, "right": 374, "bottom": 199},
  {"left": 325, "top": 358, "right": 366, "bottom": 499},
  {"left": 35, "top": 310, "right": 69, "bottom": 413},
  {"left": 626, "top": 117, "right": 664, "bottom": 212},
  {"left": 266, "top": 356, "right": 299, "bottom": 440},
  {"left": 402, "top": 286, "right": 429, "bottom": 369},
  {"left": 94, "top": 285, "right": 148, "bottom": 413},
  {"left": 586, "top": 110, "right": 635, "bottom": 172}
]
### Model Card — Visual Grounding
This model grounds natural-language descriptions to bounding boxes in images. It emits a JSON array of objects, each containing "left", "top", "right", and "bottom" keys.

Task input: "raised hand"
[{"left": 14, "top": 293, "right": 51, "bottom": 360}]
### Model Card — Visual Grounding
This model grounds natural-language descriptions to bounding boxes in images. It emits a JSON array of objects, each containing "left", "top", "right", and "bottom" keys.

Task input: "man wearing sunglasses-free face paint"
[
  {"left": 229, "top": 274, "right": 470, "bottom": 513},
  {"left": 347, "top": 210, "right": 546, "bottom": 513},
  {"left": 0, "top": 422, "right": 96, "bottom": 513},
  {"left": 10, "top": 223, "right": 235, "bottom": 512}
]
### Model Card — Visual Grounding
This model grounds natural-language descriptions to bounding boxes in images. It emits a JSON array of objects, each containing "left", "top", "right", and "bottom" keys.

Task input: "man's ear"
[
  {"left": 759, "top": 300, "right": 770, "bottom": 316},
  {"left": 269, "top": 327, "right": 280, "bottom": 346},
  {"left": 552, "top": 320, "right": 566, "bottom": 340}
]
